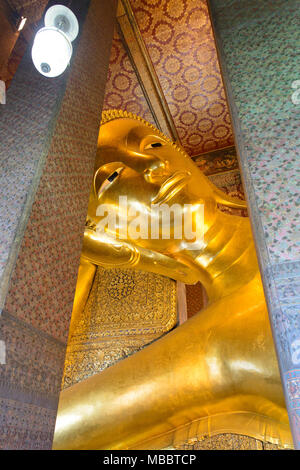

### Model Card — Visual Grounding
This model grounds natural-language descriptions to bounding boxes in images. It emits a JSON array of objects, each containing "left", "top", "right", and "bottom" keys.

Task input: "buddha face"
[{"left": 87, "top": 115, "right": 216, "bottom": 254}]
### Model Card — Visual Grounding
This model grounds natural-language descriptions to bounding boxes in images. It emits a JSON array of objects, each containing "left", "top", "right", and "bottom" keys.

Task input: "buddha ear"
[
  {"left": 206, "top": 178, "right": 247, "bottom": 209},
  {"left": 93, "top": 166, "right": 102, "bottom": 197},
  {"left": 93, "top": 162, "right": 124, "bottom": 199}
]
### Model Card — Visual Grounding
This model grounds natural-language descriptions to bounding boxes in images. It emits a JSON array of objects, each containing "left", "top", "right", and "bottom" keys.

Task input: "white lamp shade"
[
  {"left": 31, "top": 27, "right": 72, "bottom": 78},
  {"left": 45, "top": 5, "right": 79, "bottom": 42}
]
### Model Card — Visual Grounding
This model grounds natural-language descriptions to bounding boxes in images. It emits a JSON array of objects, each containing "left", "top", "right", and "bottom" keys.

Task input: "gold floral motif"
[
  {"left": 62, "top": 266, "right": 177, "bottom": 389},
  {"left": 175, "top": 433, "right": 282, "bottom": 450}
]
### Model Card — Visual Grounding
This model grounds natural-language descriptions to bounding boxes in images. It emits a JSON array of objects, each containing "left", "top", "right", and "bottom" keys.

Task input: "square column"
[
  {"left": 209, "top": 0, "right": 300, "bottom": 448},
  {"left": 0, "top": 0, "right": 117, "bottom": 449}
]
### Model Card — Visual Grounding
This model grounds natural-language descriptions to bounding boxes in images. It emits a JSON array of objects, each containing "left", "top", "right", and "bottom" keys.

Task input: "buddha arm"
[
  {"left": 82, "top": 228, "right": 200, "bottom": 284},
  {"left": 68, "top": 258, "right": 96, "bottom": 339},
  {"left": 53, "top": 275, "right": 291, "bottom": 450},
  {"left": 69, "top": 231, "right": 200, "bottom": 336},
  {"left": 70, "top": 231, "right": 199, "bottom": 340}
]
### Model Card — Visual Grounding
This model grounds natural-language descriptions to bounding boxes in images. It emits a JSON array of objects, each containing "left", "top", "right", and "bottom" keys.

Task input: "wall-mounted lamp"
[{"left": 31, "top": 5, "right": 79, "bottom": 78}]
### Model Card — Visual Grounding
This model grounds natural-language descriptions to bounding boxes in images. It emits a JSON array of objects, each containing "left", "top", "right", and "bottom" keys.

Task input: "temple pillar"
[
  {"left": 0, "top": 0, "right": 117, "bottom": 449},
  {"left": 209, "top": 0, "right": 300, "bottom": 448}
]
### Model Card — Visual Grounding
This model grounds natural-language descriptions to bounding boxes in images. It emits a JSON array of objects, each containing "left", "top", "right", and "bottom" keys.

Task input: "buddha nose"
[{"left": 143, "top": 160, "right": 170, "bottom": 184}]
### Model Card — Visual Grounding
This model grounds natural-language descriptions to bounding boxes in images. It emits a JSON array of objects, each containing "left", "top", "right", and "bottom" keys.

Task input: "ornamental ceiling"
[
  {"left": 103, "top": 0, "right": 235, "bottom": 158},
  {"left": 4, "top": 0, "right": 235, "bottom": 159},
  {"left": 102, "top": 28, "right": 156, "bottom": 126}
]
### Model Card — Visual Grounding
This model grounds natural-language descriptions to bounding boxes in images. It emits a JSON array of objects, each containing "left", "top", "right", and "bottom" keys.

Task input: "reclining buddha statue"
[{"left": 53, "top": 110, "right": 292, "bottom": 450}]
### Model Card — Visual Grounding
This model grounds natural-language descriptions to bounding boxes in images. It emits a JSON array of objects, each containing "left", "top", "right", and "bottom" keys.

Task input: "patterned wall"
[
  {"left": 6, "top": 0, "right": 48, "bottom": 23},
  {"left": 103, "top": 28, "right": 155, "bottom": 125},
  {"left": 129, "top": 0, "right": 234, "bottom": 156}
]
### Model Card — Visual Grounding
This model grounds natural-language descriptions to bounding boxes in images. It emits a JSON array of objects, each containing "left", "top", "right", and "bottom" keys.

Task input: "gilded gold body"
[{"left": 53, "top": 111, "right": 292, "bottom": 449}]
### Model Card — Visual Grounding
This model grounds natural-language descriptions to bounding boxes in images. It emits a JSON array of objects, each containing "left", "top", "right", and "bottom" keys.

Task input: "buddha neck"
[{"left": 180, "top": 208, "right": 259, "bottom": 301}]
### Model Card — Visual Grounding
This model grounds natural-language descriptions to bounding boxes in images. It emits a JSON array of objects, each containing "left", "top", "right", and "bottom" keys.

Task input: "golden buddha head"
[
  {"left": 85, "top": 110, "right": 245, "bottom": 264},
  {"left": 86, "top": 111, "right": 221, "bottom": 252}
]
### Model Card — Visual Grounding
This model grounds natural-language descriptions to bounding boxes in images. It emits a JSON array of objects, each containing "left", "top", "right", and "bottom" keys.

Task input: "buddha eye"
[
  {"left": 107, "top": 171, "right": 119, "bottom": 182},
  {"left": 97, "top": 167, "right": 123, "bottom": 198},
  {"left": 151, "top": 142, "right": 162, "bottom": 148},
  {"left": 144, "top": 142, "right": 164, "bottom": 150}
]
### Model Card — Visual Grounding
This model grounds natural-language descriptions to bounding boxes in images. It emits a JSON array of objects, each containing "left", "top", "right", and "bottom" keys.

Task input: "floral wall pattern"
[
  {"left": 130, "top": 0, "right": 234, "bottom": 156},
  {"left": 102, "top": 28, "right": 156, "bottom": 125}
]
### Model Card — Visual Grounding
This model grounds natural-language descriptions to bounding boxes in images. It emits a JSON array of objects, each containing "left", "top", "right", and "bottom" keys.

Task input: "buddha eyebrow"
[{"left": 107, "top": 171, "right": 119, "bottom": 182}]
